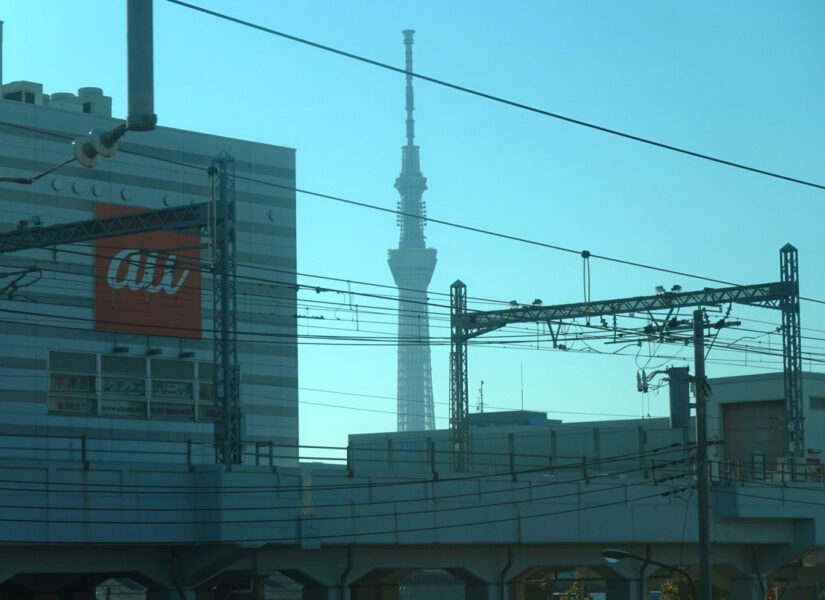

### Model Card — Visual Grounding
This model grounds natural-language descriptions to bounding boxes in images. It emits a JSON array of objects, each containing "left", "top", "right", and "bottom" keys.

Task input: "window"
[
  {"left": 810, "top": 397, "right": 825, "bottom": 410},
  {"left": 49, "top": 350, "right": 216, "bottom": 421},
  {"left": 150, "top": 359, "right": 195, "bottom": 420},
  {"left": 48, "top": 351, "right": 97, "bottom": 415},
  {"left": 198, "top": 362, "right": 215, "bottom": 421}
]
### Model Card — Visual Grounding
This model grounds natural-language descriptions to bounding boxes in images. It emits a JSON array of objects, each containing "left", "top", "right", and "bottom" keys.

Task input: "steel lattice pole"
[
  {"left": 780, "top": 243, "right": 804, "bottom": 458},
  {"left": 211, "top": 153, "right": 240, "bottom": 465},
  {"left": 450, "top": 280, "right": 469, "bottom": 471}
]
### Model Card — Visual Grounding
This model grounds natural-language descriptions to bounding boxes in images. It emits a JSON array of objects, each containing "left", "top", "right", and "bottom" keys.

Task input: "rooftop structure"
[{"left": 2, "top": 80, "right": 112, "bottom": 117}]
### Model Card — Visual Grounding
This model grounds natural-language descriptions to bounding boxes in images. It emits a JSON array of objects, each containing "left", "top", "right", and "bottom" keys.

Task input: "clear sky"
[{"left": 3, "top": 1, "right": 824, "bottom": 454}]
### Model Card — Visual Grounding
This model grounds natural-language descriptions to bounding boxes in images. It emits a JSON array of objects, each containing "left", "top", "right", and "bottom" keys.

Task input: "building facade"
[{"left": 0, "top": 82, "right": 298, "bottom": 466}]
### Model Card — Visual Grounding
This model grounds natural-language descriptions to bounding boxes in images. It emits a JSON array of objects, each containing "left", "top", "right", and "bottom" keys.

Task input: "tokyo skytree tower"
[{"left": 387, "top": 30, "right": 436, "bottom": 432}]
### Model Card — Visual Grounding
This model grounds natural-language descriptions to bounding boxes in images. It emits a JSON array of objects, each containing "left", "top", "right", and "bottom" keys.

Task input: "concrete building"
[
  {"left": 349, "top": 372, "right": 825, "bottom": 479},
  {"left": 0, "top": 80, "right": 298, "bottom": 466}
]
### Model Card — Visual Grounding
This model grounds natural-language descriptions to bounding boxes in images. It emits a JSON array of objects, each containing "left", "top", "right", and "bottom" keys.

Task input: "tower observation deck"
[{"left": 388, "top": 29, "right": 436, "bottom": 432}]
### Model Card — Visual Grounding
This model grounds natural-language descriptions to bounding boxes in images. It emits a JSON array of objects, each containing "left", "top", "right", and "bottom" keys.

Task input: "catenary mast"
[{"left": 388, "top": 29, "right": 437, "bottom": 432}]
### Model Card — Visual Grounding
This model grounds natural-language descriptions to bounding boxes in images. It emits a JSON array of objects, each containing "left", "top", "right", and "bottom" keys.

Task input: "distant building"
[
  {"left": 0, "top": 80, "right": 298, "bottom": 466},
  {"left": 349, "top": 372, "right": 825, "bottom": 479}
]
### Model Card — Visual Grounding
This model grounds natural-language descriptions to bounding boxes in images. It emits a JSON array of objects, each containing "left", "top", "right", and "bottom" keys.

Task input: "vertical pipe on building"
[
  {"left": 0, "top": 20, "right": 4, "bottom": 90},
  {"left": 508, "top": 432, "right": 515, "bottom": 479},
  {"left": 81, "top": 435, "right": 89, "bottom": 470},
  {"left": 428, "top": 438, "right": 437, "bottom": 478},
  {"left": 127, "top": 0, "right": 157, "bottom": 130}
]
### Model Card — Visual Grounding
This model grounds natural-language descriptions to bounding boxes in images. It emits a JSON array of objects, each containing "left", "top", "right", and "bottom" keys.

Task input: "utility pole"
[
  {"left": 693, "top": 309, "right": 712, "bottom": 600},
  {"left": 210, "top": 153, "right": 241, "bottom": 464},
  {"left": 450, "top": 280, "right": 470, "bottom": 470},
  {"left": 126, "top": 0, "right": 157, "bottom": 131}
]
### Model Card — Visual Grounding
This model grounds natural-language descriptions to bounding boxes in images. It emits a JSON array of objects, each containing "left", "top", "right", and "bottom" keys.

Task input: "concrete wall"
[
  {"left": 349, "top": 417, "right": 691, "bottom": 477},
  {"left": 706, "top": 372, "right": 825, "bottom": 470}
]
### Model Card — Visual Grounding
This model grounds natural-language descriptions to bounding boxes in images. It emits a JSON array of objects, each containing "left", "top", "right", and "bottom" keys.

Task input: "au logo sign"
[{"left": 94, "top": 202, "right": 202, "bottom": 338}]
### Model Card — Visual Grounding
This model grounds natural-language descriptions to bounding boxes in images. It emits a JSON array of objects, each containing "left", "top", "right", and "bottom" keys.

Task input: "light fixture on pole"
[{"left": 601, "top": 549, "right": 696, "bottom": 600}]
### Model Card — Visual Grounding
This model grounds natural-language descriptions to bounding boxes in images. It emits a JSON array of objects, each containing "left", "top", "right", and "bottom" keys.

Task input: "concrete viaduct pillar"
[{"left": 729, "top": 578, "right": 765, "bottom": 600}]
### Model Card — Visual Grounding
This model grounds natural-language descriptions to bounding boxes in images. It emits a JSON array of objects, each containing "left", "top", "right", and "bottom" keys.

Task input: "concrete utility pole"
[
  {"left": 693, "top": 309, "right": 712, "bottom": 600},
  {"left": 127, "top": 0, "right": 157, "bottom": 131}
]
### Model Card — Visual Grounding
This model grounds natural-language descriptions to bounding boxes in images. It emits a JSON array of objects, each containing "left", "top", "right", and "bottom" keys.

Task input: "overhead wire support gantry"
[{"left": 449, "top": 245, "right": 803, "bottom": 471}]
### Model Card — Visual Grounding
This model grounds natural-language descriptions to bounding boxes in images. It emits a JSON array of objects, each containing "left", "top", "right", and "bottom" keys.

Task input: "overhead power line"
[
  {"left": 0, "top": 470, "right": 693, "bottom": 527},
  {"left": 0, "top": 443, "right": 690, "bottom": 494},
  {"left": 0, "top": 483, "right": 695, "bottom": 545},
  {"left": 166, "top": 0, "right": 825, "bottom": 193},
  {"left": 2, "top": 119, "right": 825, "bottom": 306},
  {"left": 0, "top": 460, "right": 691, "bottom": 514}
]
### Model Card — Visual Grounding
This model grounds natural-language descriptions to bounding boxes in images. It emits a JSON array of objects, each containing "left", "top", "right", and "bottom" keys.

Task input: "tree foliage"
[{"left": 561, "top": 572, "right": 593, "bottom": 600}]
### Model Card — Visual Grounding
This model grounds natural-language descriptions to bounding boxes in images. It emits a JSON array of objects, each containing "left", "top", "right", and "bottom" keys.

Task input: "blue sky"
[{"left": 3, "top": 1, "right": 825, "bottom": 451}]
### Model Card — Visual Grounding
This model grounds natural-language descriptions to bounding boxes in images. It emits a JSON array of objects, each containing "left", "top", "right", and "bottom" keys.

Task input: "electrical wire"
[
  {"left": 0, "top": 469, "right": 694, "bottom": 526},
  {"left": 0, "top": 442, "right": 692, "bottom": 495},
  {"left": 0, "top": 483, "right": 696, "bottom": 545},
  {"left": 0, "top": 470, "right": 694, "bottom": 522},
  {"left": 0, "top": 459, "right": 680, "bottom": 512},
  {"left": 164, "top": 0, "right": 825, "bottom": 193},
  {"left": 3, "top": 119, "right": 825, "bottom": 307}
]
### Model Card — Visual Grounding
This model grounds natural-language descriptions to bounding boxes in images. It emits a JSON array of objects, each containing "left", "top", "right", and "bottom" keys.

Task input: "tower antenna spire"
[{"left": 403, "top": 29, "right": 416, "bottom": 147}]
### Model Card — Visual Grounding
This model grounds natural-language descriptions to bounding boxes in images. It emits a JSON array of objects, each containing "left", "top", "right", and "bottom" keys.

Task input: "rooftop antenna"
[
  {"left": 476, "top": 380, "right": 484, "bottom": 413},
  {"left": 403, "top": 29, "right": 415, "bottom": 147},
  {"left": 520, "top": 364, "right": 524, "bottom": 411}
]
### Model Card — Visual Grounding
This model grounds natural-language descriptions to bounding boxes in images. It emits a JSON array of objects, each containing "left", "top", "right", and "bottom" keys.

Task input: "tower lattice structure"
[{"left": 388, "top": 29, "right": 436, "bottom": 432}]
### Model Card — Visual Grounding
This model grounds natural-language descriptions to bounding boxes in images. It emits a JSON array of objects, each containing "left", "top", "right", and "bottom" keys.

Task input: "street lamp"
[{"left": 601, "top": 549, "right": 696, "bottom": 600}]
